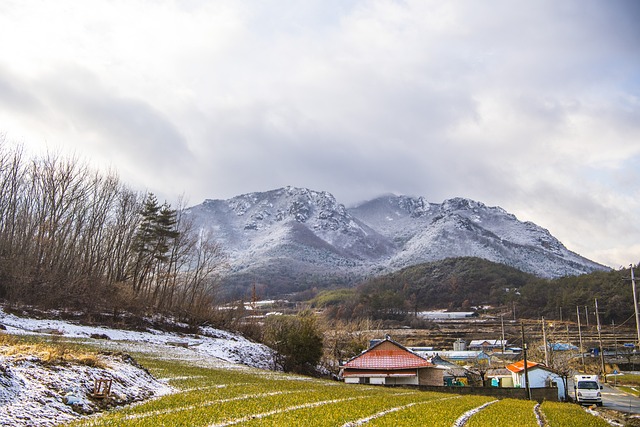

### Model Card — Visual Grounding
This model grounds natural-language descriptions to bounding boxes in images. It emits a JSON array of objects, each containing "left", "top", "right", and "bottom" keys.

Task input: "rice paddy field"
[{"left": 63, "top": 356, "right": 610, "bottom": 427}]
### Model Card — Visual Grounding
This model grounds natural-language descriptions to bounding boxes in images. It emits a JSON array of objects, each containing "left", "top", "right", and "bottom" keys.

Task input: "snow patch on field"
[
  {"left": 0, "top": 308, "right": 274, "bottom": 370},
  {"left": 0, "top": 352, "right": 172, "bottom": 427},
  {"left": 0, "top": 307, "right": 276, "bottom": 426}
]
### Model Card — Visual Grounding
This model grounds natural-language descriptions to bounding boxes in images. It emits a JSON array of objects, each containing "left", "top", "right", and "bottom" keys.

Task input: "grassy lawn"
[{"left": 612, "top": 373, "right": 640, "bottom": 386}]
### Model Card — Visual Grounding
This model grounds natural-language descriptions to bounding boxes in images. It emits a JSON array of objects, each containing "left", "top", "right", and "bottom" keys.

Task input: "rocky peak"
[{"left": 397, "top": 196, "right": 431, "bottom": 217}]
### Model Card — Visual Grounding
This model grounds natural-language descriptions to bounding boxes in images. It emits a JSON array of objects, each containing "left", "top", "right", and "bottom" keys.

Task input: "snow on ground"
[
  {"left": 0, "top": 308, "right": 274, "bottom": 370},
  {"left": 0, "top": 352, "right": 172, "bottom": 427},
  {"left": 0, "top": 306, "right": 276, "bottom": 426}
]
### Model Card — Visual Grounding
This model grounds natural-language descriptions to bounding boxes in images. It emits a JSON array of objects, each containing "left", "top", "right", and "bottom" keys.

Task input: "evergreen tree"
[
  {"left": 153, "top": 203, "right": 179, "bottom": 262},
  {"left": 130, "top": 194, "right": 181, "bottom": 301}
]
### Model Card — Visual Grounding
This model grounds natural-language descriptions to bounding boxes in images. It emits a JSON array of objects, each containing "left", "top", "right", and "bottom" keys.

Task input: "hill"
[{"left": 315, "top": 257, "right": 632, "bottom": 325}]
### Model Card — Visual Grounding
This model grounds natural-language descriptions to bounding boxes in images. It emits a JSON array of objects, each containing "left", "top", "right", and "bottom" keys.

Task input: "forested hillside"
[
  {"left": 316, "top": 257, "right": 635, "bottom": 324},
  {"left": 0, "top": 141, "right": 224, "bottom": 322}
]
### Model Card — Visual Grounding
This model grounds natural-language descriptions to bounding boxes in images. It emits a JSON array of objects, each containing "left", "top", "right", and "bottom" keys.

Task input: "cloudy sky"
[{"left": 0, "top": 0, "right": 639, "bottom": 268}]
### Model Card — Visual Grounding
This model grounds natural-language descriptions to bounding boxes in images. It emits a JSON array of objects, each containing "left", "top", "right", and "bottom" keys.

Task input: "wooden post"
[
  {"left": 521, "top": 322, "right": 531, "bottom": 400},
  {"left": 92, "top": 378, "right": 112, "bottom": 399},
  {"left": 577, "top": 305, "right": 585, "bottom": 372},
  {"left": 595, "top": 299, "right": 607, "bottom": 383}
]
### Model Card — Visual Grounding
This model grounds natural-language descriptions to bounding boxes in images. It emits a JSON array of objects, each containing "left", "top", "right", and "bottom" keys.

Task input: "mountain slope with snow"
[
  {"left": 350, "top": 195, "right": 604, "bottom": 278},
  {"left": 185, "top": 188, "right": 608, "bottom": 296}
]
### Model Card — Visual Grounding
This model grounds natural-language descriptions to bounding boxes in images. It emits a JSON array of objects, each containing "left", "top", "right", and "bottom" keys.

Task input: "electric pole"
[
  {"left": 612, "top": 320, "right": 617, "bottom": 357},
  {"left": 542, "top": 316, "right": 549, "bottom": 366},
  {"left": 585, "top": 305, "right": 589, "bottom": 327},
  {"left": 501, "top": 315, "right": 506, "bottom": 354},
  {"left": 595, "top": 298, "right": 607, "bottom": 382},
  {"left": 631, "top": 264, "right": 640, "bottom": 347},
  {"left": 521, "top": 322, "right": 531, "bottom": 400},
  {"left": 577, "top": 305, "right": 585, "bottom": 372}
]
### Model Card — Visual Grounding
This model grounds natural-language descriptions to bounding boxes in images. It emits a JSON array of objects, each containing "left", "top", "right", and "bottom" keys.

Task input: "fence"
[{"left": 389, "top": 384, "right": 561, "bottom": 402}]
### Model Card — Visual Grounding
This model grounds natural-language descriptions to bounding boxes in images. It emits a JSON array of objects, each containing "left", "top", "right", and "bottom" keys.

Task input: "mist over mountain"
[{"left": 183, "top": 187, "right": 608, "bottom": 297}]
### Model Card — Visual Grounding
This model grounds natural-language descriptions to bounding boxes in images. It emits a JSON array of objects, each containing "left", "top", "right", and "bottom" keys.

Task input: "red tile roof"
[
  {"left": 506, "top": 360, "right": 539, "bottom": 373},
  {"left": 344, "top": 339, "right": 433, "bottom": 370}
]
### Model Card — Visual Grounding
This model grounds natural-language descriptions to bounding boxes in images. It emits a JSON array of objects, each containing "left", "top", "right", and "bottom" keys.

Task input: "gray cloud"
[{"left": 0, "top": 0, "right": 638, "bottom": 266}]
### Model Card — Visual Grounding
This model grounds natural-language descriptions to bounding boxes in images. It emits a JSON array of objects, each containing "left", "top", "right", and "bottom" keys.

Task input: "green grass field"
[
  {"left": 613, "top": 373, "right": 640, "bottom": 386},
  {"left": 61, "top": 354, "right": 610, "bottom": 427}
]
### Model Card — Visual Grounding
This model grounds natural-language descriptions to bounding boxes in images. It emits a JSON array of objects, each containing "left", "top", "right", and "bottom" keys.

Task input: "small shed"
[
  {"left": 486, "top": 368, "right": 514, "bottom": 387},
  {"left": 341, "top": 337, "right": 443, "bottom": 386},
  {"left": 429, "top": 355, "right": 470, "bottom": 386}
]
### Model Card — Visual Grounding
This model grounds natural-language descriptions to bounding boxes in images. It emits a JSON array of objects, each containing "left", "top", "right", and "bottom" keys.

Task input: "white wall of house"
[
  {"left": 514, "top": 368, "right": 566, "bottom": 401},
  {"left": 343, "top": 375, "right": 418, "bottom": 385},
  {"left": 383, "top": 376, "right": 418, "bottom": 385}
]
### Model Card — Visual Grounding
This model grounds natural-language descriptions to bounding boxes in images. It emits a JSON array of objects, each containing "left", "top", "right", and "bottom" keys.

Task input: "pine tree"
[{"left": 130, "top": 193, "right": 182, "bottom": 301}]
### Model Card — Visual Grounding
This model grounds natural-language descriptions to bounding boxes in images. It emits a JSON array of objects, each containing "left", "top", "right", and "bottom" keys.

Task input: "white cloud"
[{"left": 0, "top": 0, "right": 639, "bottom": 266}]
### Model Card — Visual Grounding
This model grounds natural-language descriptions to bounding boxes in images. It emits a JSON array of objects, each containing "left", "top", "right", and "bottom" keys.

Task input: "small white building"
[
  {"left": 468, "top": 339, "right": 508, "bottom": 351},
  {"left": 506, "top": 360, "right": 566, "bottom": 401},
  {"left": 417, "top": 311, "right": 477, "bottom": 320}
]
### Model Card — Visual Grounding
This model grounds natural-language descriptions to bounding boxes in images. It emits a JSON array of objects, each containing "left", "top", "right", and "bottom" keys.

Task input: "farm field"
[{"left": 64, "top": 356, "right": 610, "bottom": 427}]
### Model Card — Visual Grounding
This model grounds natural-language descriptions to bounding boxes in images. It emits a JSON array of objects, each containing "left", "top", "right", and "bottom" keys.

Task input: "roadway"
[
  {"left": 567, "top": 377, "right": 640, "bottom": 414},
  {"left": 601, "top": 383, "right": 640, "bottom": 414}
]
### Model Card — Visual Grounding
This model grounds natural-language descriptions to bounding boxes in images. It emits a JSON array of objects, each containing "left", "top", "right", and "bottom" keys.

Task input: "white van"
[{"left": 573, "top": 374, "right": 603, "bottom": 406}]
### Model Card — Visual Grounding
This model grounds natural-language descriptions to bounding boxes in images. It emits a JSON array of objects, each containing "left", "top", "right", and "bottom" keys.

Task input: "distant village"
[{"left": 339, "top": 335, "right": 568, "bottom": 401}]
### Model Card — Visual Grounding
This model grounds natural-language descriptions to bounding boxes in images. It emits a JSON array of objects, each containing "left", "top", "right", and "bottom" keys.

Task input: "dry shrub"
[{"left": 0, "top": 335, "right": 105, "bottom": 368}]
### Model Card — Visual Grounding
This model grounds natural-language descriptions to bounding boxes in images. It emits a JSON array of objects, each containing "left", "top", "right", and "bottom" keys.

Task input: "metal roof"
[
  {"left": 344, "top": 339, "right": 433, "bottom": 370},
  {"left": 506, "top": 360, "right": 539, "bottom": 373}
]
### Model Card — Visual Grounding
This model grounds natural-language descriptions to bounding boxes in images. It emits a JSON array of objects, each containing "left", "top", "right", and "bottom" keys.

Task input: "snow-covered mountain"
[
  {"left": 349, "top": 195, "right": 605, "bottom": 278},
  {"left": 184, "top": 187, "right": 608, "bottom": 296}
]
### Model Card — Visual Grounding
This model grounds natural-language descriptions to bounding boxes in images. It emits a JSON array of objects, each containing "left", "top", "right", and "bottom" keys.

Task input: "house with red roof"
[
  {"left": 340, "top": 337, "right": 444, "bottom": 386},
  {"left": 506, "top": 360, "right": 566, "bottom": 401}
]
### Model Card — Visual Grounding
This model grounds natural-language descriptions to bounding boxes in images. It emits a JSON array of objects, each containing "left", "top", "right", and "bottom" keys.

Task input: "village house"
[
  {"left": 506, "top": 360, "right": 566, "bottom": 401},
  {"left": 428, "top": 355, "right": 472, "bottom": 386},
  {"left": 340, "top": 337, "right": 444, "bottom": 386}
]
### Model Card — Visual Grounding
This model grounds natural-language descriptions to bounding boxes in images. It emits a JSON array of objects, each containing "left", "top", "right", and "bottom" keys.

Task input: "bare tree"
[{"left": 0, "top": 140, "right": 228, "bottom": 320}]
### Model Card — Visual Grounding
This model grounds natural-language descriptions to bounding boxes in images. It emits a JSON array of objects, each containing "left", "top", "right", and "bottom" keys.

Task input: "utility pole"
[
  {"left": 542, "top": 316, "right": 549, "bottom": 366},
  {"left": 521, "top": 322, "right": 531, "bottom": 400},
  {"left": 612, "top": 320, "right": 618, "bottom": 357},
  {"left": 631, "top": 265, "right": 640, "bottom": 347},
  {"left": 595, "top": 299, "right": 607, "bottom": 383},
  {"left": 501, "top": 315, "right": 506, "bottom": 354},
  {"left": 585, "top": 305, "right": 589, "bottom": 327},
  {"left": 577, "top": 305, "right": 585, "bottom": 372}
]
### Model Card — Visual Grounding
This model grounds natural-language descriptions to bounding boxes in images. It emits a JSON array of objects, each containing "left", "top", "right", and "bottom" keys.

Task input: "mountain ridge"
[{"left": 183, "top": 186, "right": 608, "bottom": 297}]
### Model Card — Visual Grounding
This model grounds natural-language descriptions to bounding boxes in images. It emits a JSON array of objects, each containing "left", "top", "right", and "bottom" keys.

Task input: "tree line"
[
  {"left": 314, "top": 257, "right": 636, "bottom": 325},
  {"left": 0, "top": 139, "right": 224, "bottom": 322}
]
